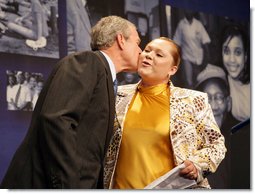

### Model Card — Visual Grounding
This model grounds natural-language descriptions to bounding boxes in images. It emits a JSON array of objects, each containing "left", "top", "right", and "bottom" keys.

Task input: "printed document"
[{"left": 144, "top": 163, "right": 197, "bottom": 189}]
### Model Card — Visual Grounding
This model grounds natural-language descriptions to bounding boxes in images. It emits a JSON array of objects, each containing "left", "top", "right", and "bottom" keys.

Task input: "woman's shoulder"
[
  {"left": 172, "top": 86, "right": 207, "bottom": 99},
  {"left": 118, "top": 83, "right": 138, "bottom": 93}
]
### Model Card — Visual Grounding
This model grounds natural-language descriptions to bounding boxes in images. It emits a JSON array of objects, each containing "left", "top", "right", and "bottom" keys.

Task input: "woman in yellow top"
[{"left": 104, "top": 37, "right": 226, "bottom": 189}]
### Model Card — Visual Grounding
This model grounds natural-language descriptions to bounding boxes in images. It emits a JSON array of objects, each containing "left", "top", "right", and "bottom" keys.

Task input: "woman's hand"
[{"left": 179, "top": 160, "right": 198, "bottom": 180}]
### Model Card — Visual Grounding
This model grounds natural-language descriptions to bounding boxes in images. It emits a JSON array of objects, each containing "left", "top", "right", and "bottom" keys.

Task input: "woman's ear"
[
  {"left": 244, "top": 52, "right": 248, "bottom": 64},
  {"left": 168, "top": 66, "right": 178, "bottom": 77}
]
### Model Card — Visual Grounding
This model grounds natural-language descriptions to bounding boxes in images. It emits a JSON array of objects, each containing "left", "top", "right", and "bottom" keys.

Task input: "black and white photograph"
[
  {"left": 66, "top": 0, "right": 91, "bottom": 54},
  {"left": 0, "top": 0, "right": 59, "bottom": 58},
  {"left": 66, "top": 0, "right": 109, "bottom": 54},
  {"left": 166, "top": 5, "right": 250, "bottom": 122},
  {"left": 6, "top": 69, "right": 44, "bottom": 111},
  {"left": 165, "top": 5, "right": 250, "bottom": 189}
]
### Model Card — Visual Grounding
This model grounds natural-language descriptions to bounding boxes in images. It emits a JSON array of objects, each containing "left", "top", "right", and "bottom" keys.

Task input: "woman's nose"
[
  {"left": 145, "top": 53, "right": 152, "bottom": 59},
  {"left": 229, "top": 53, "right": 236, "bottom": 62}
]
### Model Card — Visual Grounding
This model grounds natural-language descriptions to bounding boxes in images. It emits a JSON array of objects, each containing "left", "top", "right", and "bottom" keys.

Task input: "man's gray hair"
[{"left": 90, "top": 15, "right": 136, "bottom": 50}]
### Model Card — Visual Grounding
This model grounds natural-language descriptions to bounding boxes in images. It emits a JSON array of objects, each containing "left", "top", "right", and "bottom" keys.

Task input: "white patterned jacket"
[{"left": 104, "top": 81, "right": 226, "bottom": 189}]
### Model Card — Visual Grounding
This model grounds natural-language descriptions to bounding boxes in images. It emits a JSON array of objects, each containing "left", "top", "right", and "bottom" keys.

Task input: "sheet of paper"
[{"left": 144, "top": 163, "right": 197, "bottom": 189}]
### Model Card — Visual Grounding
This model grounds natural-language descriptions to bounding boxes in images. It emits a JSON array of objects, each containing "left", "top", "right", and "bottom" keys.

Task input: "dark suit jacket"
[{"left": 1, "top": 51, "right": 115, "bottom": 189}]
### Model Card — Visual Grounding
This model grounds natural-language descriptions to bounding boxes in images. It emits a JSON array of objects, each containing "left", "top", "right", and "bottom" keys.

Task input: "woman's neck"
[{"left": 140, "top": 80, "right": 169, "bottom": 87}]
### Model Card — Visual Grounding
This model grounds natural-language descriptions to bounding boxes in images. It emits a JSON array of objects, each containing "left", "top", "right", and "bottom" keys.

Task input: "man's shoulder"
[
  {"left": 69, "top": 50, "right": 99, "bottom": 59},
  {"left": 60, "top": 50, "right": 98, "bottom": 60},
  {"left": 58, "top": 51, "right": 105, "bottom": 67}
]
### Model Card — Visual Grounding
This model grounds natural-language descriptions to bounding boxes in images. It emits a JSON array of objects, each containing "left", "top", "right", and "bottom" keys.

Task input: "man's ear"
[{"left": 116, "top": 33, "right": 125, "bottom": 50}]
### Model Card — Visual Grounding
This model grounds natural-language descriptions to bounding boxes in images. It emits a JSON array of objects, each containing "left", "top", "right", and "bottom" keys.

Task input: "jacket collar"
[{"left": 117, "top": 80, "right": 192, "bottom": 100}]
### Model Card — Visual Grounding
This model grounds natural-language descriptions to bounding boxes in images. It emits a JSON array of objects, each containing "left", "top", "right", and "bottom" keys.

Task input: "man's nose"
[{"left": 210, "top": 98, "right": 219, "bottom": 110}]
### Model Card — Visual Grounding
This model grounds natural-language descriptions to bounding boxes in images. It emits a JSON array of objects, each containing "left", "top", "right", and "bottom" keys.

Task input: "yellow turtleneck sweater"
[{"left": 113, "top": 83, "right": 175, "bottom": 189}]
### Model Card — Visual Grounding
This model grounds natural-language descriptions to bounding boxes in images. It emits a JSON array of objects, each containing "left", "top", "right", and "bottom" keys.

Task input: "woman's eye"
[
  {"left": 223, "top": 47, "right": 230, "bottom": 55},
  {"left": 235, "top": 48, "right": 243, "bottom": 56}
]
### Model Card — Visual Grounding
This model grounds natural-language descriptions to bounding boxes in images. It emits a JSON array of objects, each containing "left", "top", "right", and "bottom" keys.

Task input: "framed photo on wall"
[
  {"left": 164, "top": 4, "right": 250, "bottom": 189},
  {"left": 6, "top": 69, "right": 45, "bottom": 111},
  {"left": 0, "top": 0, "right": 59, "bottom": 58}
]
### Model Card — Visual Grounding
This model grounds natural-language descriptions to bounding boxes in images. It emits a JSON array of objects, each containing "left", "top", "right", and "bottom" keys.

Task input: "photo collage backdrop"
[{"left": 0, "top": 0, "right": 250, "bottom": 187}]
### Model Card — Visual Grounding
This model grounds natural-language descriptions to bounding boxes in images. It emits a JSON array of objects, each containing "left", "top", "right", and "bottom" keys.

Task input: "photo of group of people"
[
  {"left": 0, "top": 0, "right": 59, "bottom": 58},
  {"left": 165, "top": 5, "right": 250, "bottom": 188},
  {"left": 167, "top": 6, "right": 250, "bottom": 123},
  {"left": 6, "top": 70, "right": 44, "bottom": 111}
]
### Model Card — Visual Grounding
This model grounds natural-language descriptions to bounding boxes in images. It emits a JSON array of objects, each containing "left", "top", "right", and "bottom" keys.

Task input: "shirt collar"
[
  {"left": 184, "top": 17, "right": 194, "bottom": 25},
  {"left": 100, "top": 51, "right": 116, "bottom": 81}
]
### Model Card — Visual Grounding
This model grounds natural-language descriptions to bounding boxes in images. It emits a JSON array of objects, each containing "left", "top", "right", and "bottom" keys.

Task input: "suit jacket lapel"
[
  {"left": 94, "top": 51, "right": 114, "bottom": 103},
  {"left": 94, "top": 51, "right": 115, "bottom": 154}
]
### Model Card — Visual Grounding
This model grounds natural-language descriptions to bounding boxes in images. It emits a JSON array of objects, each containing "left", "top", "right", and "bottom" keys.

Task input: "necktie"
[
  {"left": 113, "top": 79, "right": 118, "bottom": 97},
  {"left": 15, "top": 85, "right": 21, "bottom": 105}
]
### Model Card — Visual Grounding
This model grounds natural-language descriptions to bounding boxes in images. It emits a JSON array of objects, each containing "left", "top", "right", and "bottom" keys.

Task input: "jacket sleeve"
[
  {"left": 191, "top": 93, "right": 227, "bottom": 183},
  {"left": 37, "top": 53, "right": 104, "bottom": 188}
]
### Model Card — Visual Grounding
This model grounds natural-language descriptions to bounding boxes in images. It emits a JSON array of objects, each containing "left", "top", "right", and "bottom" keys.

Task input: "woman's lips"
[
  {"left": 227, "top": 64, "right": 239, "bottom": 73},
  {"left": 142, "top": 60, "right": 151, "bottom": 66}
]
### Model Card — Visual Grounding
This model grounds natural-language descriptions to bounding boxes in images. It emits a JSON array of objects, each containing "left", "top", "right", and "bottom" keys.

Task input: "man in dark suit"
[{"left": 1, "top": 15, "right": 141, "bottom": 189}]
